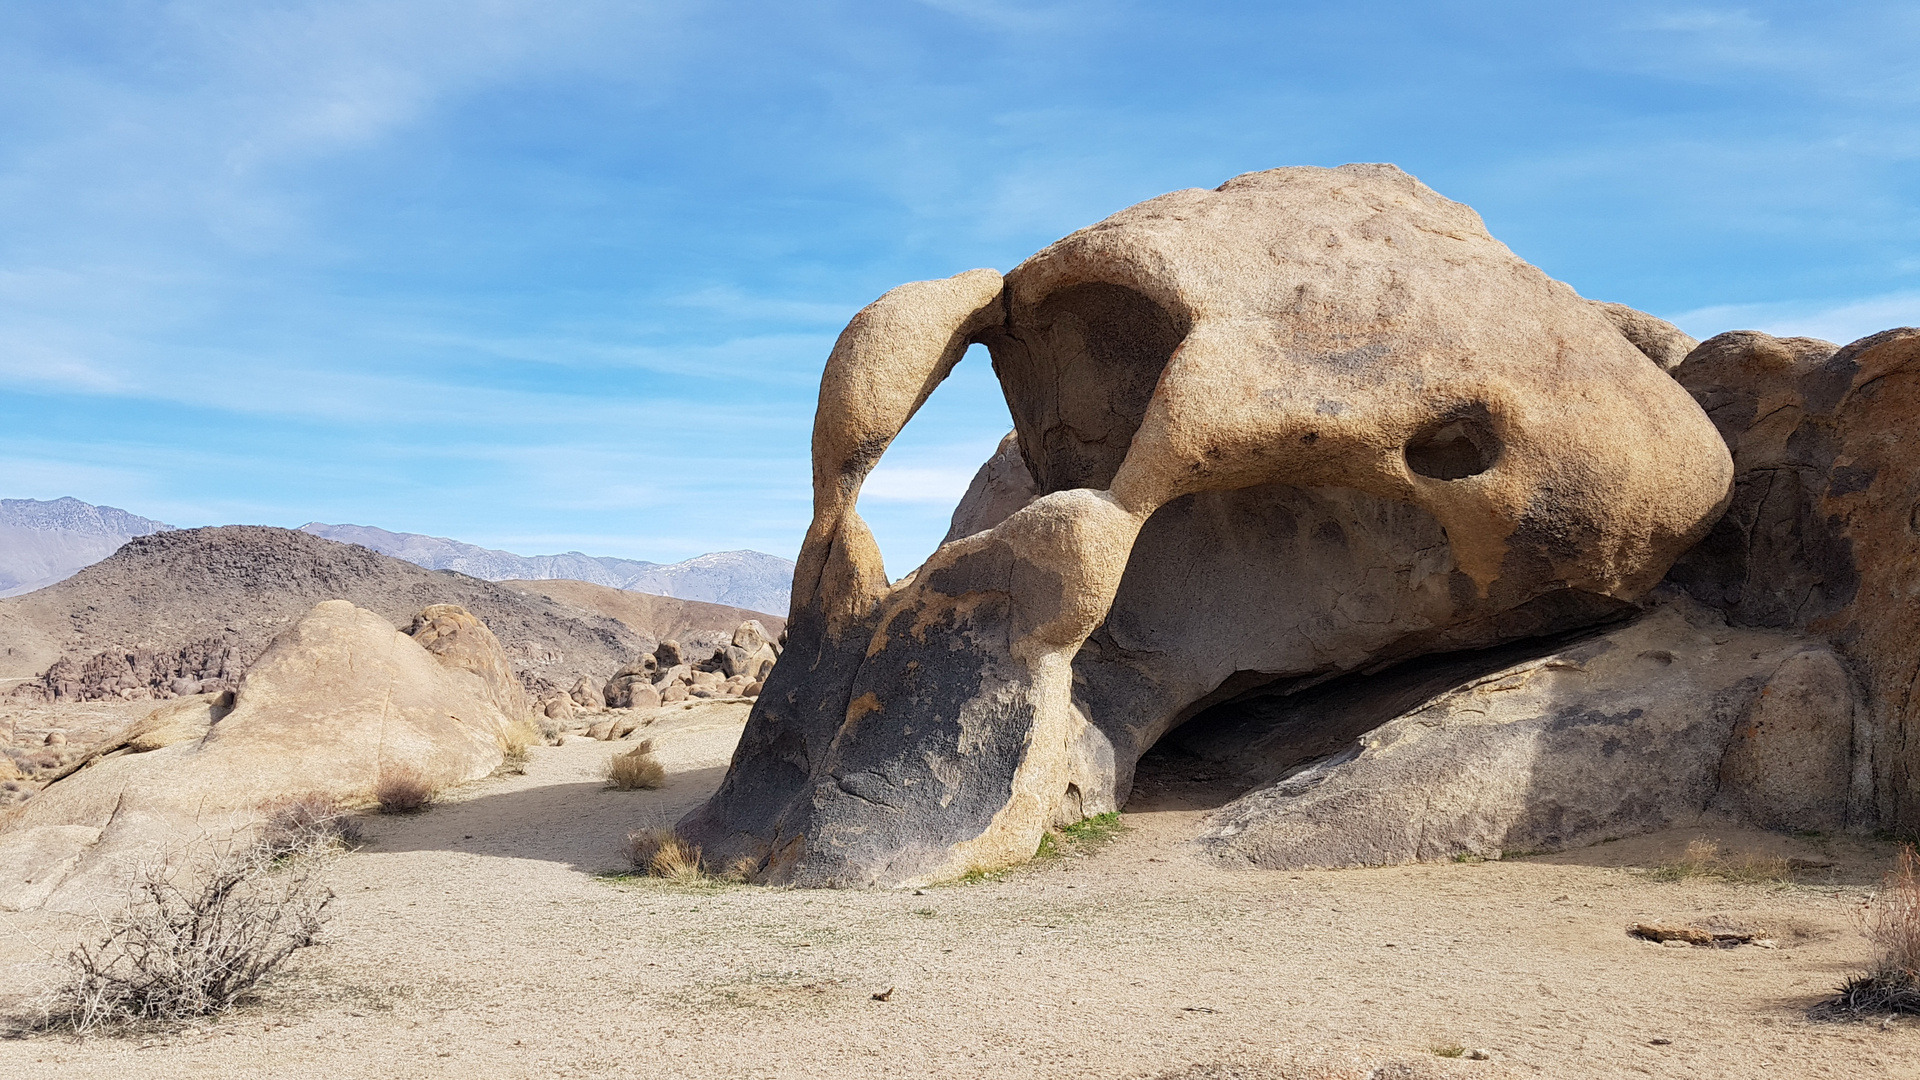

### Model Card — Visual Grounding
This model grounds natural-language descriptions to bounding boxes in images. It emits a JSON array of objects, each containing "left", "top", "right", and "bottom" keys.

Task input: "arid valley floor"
[{"left": 3, "top": 701, "right": 1913, "bottom": 1080}]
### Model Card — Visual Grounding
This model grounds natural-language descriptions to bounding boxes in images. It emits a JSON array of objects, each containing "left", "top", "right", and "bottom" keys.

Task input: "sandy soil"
[{"left": 2, "top": 700, "right": 1916, "bottom": 1079}]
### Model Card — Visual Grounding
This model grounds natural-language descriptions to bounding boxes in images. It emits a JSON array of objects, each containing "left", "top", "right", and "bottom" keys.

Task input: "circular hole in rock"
[{"left": 1405, "top": 414, "right": 1500, "bottom": 480}]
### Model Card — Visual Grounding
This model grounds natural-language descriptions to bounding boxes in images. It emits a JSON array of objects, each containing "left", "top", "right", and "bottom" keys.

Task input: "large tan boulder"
[
  {"left": 1587, "top": 300, "right": 1698, "bottom": 371},
  {"left": 718, "top": 620, "right": 778, "bottom": 681},
  {"left": 0, "top": 600, "right": 520, "bottom": 911},
  {"left": 682, "top": 164, "right": 1733, "bottom": 887},
  {"left": 602, "top": 654, "right": 659, "bottom": 708},
  {"left": 407, "top": 604, "right": 531, "bottom": 721},
  {"left": 568, "top": 675, "right": 604, "bottom": 710},
  {"left": 1193, "top": 600, "right": 1854, "bottom": 868}
]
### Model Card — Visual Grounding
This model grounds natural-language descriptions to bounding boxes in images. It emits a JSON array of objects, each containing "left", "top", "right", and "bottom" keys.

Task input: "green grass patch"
[{"left": 1035, "top": 812, "right": 1125, "bottom": 860}]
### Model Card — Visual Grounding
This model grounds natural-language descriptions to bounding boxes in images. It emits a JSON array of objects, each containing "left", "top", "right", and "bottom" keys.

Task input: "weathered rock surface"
[
  {"left": 569, "top": 675, "right": 605, "bottom": 710},
  {"left": 1193, "top": 600, "right": 1853, "bottom": 868},
  {"left": 603, "top": 654, "right": 659, "bottom": 708},
  {"left": 942, "top": 431, "right": 1039, "bottom": 544},
  {"left": 683, "top": 164, "right": 1733, "bottom": 887},
  {"left": 0, "top": 600, "right": 522, "bottom": 912},
  {"left": 407, "top": 603, "right": 531, "bottom": 721},
  {"left": 1664, "top": 325, "right": 1920, "bottom": 830},
  {"left": 718, "top": 620, "right": 778, "bottom": 681},
  {"left": 1588, "top": 301, "right": 1698, "bottom": 371}
]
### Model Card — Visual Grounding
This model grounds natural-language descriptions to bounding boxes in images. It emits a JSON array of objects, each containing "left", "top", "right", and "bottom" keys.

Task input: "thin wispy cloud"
[
  {"left": 1, "top": 1, "right": 1916, "bottom": 568},
  {"left": 1667, "top": 290, "right": 1920, "bottom": 345}
]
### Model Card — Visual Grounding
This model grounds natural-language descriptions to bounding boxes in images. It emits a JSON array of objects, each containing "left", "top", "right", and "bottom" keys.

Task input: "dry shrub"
[
  {"left": 604, "top": 740, "right": 665, "bottom": 791},
  {"left": 624, "top": 827, "right": 707, "bottom": 882},
  {"left": 621, "top": 828, "right": 758, "bottom": 885},
  {"left": 496, "top": 719, "right": 543, "bottom": 775},
  {"left": 36, "top": 842, "right": 333, "bottom": 1032},
  {"left": 1824, "top": 844, "right": 1920, "bottom": 1017},
  {"left": 1650, "top": 838, "right": 1791, "bottom": 885},
  {"left": 373, "top": 766, "right": 436, "bottom": 814},
  {"left": 258, "top": 793, "right": 363, "bottom": 858}
]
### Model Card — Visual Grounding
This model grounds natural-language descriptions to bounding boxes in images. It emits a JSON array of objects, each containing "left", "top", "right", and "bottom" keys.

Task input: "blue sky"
[{"left": 1, "top": 2, "right": 1916, "bottom": 576}]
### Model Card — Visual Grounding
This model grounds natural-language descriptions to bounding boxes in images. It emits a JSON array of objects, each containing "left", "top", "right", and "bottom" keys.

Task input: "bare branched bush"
[
  {"left": 36, "top": 843, "right": 333, "bottom": 1032},
  {"left": 258, "top": 793, "right": 363, "bottom": 859},
  {"left": 373, "top": 766, "right": 436, "bottom": 814},
  {"left": 1824, "top": 844, "right": 1920, "bottom": 1017},
  {"left": 604, "top": 740, "right": 665, "bottom": 791}
]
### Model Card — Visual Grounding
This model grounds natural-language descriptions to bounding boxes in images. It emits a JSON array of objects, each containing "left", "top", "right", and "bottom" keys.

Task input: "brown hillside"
[
  {"left": 498, "top": 578, "right": 783, "bottom": 655},
  {"left": 0, "top": 526, "right": 646, "bottom": 700}
]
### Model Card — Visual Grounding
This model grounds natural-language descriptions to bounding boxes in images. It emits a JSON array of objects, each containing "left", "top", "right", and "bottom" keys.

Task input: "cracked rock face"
[
  {"left": 679, "top": 164, "right": 1733, "bottom": 887},
  {"left": 1665, "top": 325, "right": 1920, "bottom": 830}
]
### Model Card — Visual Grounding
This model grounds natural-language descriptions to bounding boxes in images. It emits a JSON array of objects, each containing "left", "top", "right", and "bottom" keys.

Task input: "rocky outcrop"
[
  {"left": 578, "top": 622, "right": 779, "bottom": 731},
  {"left": 11, "top": 636, "right": 238, "bottom": 703},
  {"left": 718, "top": 621, "right": 779, "bottom": 681},
  {"left": 407, "top": 604, "right": 531, "bottom": 721},
  {"left": 682, "top": 164, "right": 1734, "bottom": 887},
  {"left": 1194, "top": 599, "right": 1855, "bottom": 868},
  {"left": 0, "top": 525, "right": 645, "bottom": 705},
  {"left": 1664, "top": 325, "right": 1920, "bottom": 830},
  {"left": 942, "top": 431, "right": 1039, "bottom": 544},
  {"left": 569, "top": 675, "right": 606, "bottom": 710},
  {"left": 1588, "top": 301, "right": 1699, "bottom": 371},
  {"left": 0, "top": 600, "right": 525, "bottom": 912}
]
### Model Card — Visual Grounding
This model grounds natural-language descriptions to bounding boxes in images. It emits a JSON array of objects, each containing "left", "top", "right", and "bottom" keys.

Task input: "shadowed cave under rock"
[{"left": 1124, "top": 616, "right": 1631, "bottom": 815}]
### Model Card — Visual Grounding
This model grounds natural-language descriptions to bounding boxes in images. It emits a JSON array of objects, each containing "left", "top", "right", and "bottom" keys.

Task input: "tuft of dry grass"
[
  {"left": 1649, "top": 838, "right": 1792, "bottom": 885},
  {"left": 34, "top": 841, "right": 333, "bottom": 1032},
  {"left": 1823, "top": 844, "right": 1920, "bottom": 1017},
  {"left": 496, "top": 718, "right": 543, "bottom": 776},
  {"left": 624, "top": 827, "right": 706, "bottom": 881},
  {"left": 604, "top": 740, "right": 665, "bottom": 791},
  {"left": 619, "top": 827, "right": 758, "bottom": 886},
  {"left": 258, "top": 793, "right": 363, "bottom": 858},
  {"left": 373, "top": 766, "right": 436, "bottom": 815}
]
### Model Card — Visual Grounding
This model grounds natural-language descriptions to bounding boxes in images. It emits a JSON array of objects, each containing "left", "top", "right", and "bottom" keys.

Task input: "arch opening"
[{"left": 858, "top": 343, "right": 1017, "bottom": 579}]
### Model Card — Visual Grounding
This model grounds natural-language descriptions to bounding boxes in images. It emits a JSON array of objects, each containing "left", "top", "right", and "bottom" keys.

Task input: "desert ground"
[{"left": 2, "top": 700, "right": 1915, "bottom": 1080}]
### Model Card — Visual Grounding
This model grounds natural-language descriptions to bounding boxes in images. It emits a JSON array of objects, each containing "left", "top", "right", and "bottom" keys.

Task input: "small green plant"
[
  {"left": 1035, "top": 812, "right": 1126, "bottom": 861},
  {"left": 1451, "top": 852, "right": 1485, "bottom": 864},
  {"left": 1432, "top": 1043, "right": 1466, "bottom": 1058},
  {"left": 1058, "top": 811, "right": 1124, "bottom": 845}
]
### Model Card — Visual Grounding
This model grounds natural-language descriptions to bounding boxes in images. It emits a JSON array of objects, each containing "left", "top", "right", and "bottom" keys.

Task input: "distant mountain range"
[
  {"left": 0, "top": 498, "right": 794, "bottom": 616},
  {"left": 299, "top": 523, "right": 794, "bottom": 615},
  {"left": 0, "top": 497, "right": 174, "bottom": 597}
]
